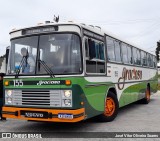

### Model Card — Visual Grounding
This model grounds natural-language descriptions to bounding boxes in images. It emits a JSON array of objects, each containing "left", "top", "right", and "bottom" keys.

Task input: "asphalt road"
[{"left": 1, "top": 92, "right": 160, "bottom": 140}]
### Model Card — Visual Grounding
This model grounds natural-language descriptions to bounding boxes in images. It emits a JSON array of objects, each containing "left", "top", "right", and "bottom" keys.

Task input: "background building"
[{"left": 0, "top": 55, "right": 6, "bottom": 73}]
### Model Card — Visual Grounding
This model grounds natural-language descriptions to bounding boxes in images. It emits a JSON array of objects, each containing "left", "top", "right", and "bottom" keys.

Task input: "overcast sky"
[{"left": 0, "top": 0, "right": 160, "bottom": 56}]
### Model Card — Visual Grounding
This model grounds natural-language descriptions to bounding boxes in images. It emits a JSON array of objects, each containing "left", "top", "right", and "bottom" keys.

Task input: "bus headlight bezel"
[
  {"left": 64, "top": 99, "right": 72, "bottom": 106},
  {"left": 6, "top": 97, "right": 13, "bottom": 104},
  {"left": 5, "top": 90, "right": 13, "bottom": 105},
  {"left": 6, "top": 90, "right": 13, "bottom": 97},
  {"left": 64, "top": 90, "right": 72, "bottom": 98},
  {"left": 61, "top": 90, "right": 72, "bottom": 107}
]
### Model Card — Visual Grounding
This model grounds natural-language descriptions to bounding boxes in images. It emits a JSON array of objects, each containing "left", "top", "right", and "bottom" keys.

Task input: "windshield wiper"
[
  {"left": 38, "top": 60, "right": 55, "bottom": 78},
  {"left": 15, "top": 56, "right": 26, "bottom": 78}
]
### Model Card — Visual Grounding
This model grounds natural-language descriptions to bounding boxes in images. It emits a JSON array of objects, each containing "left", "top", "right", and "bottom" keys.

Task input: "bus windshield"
[{"left": 8, "top": 33, "right": 82, "bottom": 75}]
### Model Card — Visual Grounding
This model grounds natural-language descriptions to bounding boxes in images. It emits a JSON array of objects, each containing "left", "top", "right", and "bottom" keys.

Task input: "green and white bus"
[{"left": 2, "top": 22, "right": 158, "bottom": 122}]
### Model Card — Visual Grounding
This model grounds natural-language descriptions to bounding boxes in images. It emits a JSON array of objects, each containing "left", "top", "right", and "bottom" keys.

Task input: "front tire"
[{"left": 98, "top": 91, "right": 119, "bottom": 122}]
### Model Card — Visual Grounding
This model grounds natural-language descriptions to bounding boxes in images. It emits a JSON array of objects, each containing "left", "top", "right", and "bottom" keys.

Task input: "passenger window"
[
  {"left": 95, "top": 42, "right": 99, "bottom": 59},
  {"left": 88, "top": 39, "right": 96, "bottom": 59},
  {"left": 85, "top": 39, "right": 89, "bottom": 58},
  {"left": 95, "top": 42, "right": 104, "bottom": 60},
  {"left": 134, "top": 48, "right": 141, "bottom": 65},
  {"left": 114, "top": 41, "right": 121, "bottom": 62},
  {"left": 147, "top": 54, "right": 151, "bottom": 67},
  {"left": 153, "top": 57, "right": 157, "bottom": 68},
  {"left": 121, "top": 43, "right": 128, "bottom": 64},
  {"left": 137, "top": 50, "right": 141, "bottom": 65},
  {"left": 150, "top": 55, "right": 153, "bottom": 67},
  {"left": 86, "top": 60, "right": 96, "bottom": 73},
  {"left": 127, "top": 46, "right": 132, "bottom": 64},
  {"left": 141, "top": 51, "right": 147, "bottom": 66},
  {"left": 85, "top": 38, "right": 105, "bottom": 74},
  {"left": 99, "top": 43, "right": 105, "bottom": 60},
  {"left": 106, "top": 36, "right": 115, "bottom": 61}
]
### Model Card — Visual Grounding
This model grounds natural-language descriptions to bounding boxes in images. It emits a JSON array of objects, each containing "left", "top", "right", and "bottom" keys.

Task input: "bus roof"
[{"left": 10, "top": 22, "right": 155, "bottom": 56}]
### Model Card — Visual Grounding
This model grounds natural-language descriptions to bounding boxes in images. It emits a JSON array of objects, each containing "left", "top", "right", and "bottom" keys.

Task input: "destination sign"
[
  {"left": 22, "top": 26, "right": 58, "bottom": 35},
  {"left": 83, "top": 29, "right": 104, "bottom": 41}
]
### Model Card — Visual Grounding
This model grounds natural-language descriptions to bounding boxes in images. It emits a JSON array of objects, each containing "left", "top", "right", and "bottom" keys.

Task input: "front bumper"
[{"left": 2, "top": 107, "right": 85, "bottom": 122}]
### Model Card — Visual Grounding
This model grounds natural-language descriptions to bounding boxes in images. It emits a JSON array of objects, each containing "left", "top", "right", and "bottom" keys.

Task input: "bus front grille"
[
  {"left": 22, "top": 90, "right": 50, "bottom": 106},
  {"left": 12, "top": 90, "right": 62, "bottom": 107}
]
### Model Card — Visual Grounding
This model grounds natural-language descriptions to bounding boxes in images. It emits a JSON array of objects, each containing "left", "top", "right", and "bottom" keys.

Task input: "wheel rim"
[
  {"left": 104, "top": 97, "right": 115, "bottom": 116},
  {"left": 146, "top": 89, "right": 150, "bottom": 101}
]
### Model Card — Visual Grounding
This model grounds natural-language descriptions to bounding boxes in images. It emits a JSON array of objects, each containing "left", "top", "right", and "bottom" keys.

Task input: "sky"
[{"left": 1, "top": 0, "right": 160, "bottom": 56}]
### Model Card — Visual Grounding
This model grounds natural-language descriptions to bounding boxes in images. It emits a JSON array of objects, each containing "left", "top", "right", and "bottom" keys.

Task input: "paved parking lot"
[{"left": 0, "top": 92, "right": 160, "bottom": 140}]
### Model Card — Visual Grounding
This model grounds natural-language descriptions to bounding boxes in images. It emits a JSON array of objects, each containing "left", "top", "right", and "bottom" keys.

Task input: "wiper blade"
[
  {"left": 15, "top": 56, "right": 26, "bottom": 78},
  {"left": 38, "top": 60, "right": 55, "bottom": 78}
]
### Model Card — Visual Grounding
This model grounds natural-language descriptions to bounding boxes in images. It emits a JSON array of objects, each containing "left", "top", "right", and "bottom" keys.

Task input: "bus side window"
[
  {"left": 127, "top": 46, "right": 132, "bottom": 64},
  {"left": 121, "top": 43, "right": 128, "bottom": 64},
  {"left": 88, "top": 39, "right": 96, "bottom": 59},
  {"left": 114, "top": 41, "right": 121, "bottom": 62},
  {"left": 147, "top": 53, "right": 151, "bottom": 67},
  {"left": 86, "top": 38, "right": 96, "bottom": 73},
  {"left": 153, "top": 56, "right": 157, "bottom": 68},
  {"left": 142, "top": 51, "right": 147, "bottom": 66},
  {"left": 99, "top": 43, "right": 105, "bottom": 60},
  {"left": 85, "top": 39, "right": 89, "bottom": 58},
  {"left": 149, "top": 55, "right": 153, "bottom": 68},
  {"left": 137, "top": 49, "right": 141, "bottom": 65},
  {"left": 106, "top": 36, "right": 115, "bottom": 61},
  {"left": 86, "top": 38, "right": 105, "bottom": 74},
  {"left": 132, "top": 48, "right": 138, "bottom": 65}
]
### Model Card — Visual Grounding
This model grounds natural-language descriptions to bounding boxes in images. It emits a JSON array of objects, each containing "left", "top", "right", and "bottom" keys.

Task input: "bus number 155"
[{"left": 13, "top": 80, "right": 23, "bottom": 87}]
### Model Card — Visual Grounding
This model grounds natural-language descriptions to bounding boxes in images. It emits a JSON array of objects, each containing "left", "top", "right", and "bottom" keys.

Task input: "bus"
[{"left": 2, "top": 21, "right": 158, "bottom": 122}]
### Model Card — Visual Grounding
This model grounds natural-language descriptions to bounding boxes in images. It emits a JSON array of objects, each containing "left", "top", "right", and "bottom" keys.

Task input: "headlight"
[
  {"left": 6, "top": 97, "right": 12, "bottom": 104},
  {"left": 61, "top": 90, "right": 72, "bottom": 107},
  {"left": 6, "top": 90, "right": 12, "bottom": 97},
  {"left": 64, "top": 99, "right": 71, "bottom": 106},
  {"left": 64, "top": 90, "right": 72, "bottom": 98}
]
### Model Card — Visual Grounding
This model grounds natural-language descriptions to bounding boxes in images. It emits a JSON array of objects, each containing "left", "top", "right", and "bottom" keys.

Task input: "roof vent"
[
  {"left": 95, "top": 26, "right": 101, "bottom": 30},
  {"left": 89, "top": 25, "right": 94, "bottom": 28},
  {"left": 81, "top": 23, "right": 86, "bottom": 26}
]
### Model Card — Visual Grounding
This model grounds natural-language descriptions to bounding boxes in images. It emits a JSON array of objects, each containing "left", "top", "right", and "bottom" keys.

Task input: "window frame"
[
  {"left": 84, "top": 36, "right": 106, "bottom": 75},
  {"left": 114, "top": 40, "right": 122, "bottom": 63},
  {"left": 106, "top": 36, "right": 116, "bottom": 63}
]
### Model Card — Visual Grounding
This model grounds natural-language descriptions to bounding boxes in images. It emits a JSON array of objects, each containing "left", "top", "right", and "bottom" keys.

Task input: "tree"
[{"left": 156, "top": 41, "right": 160, "bottom": 61}]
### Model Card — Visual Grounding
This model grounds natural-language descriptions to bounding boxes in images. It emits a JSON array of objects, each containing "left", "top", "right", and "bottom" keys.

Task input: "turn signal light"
[
  {"left": 81, "top": 102, "right": 84, "bottom": 105},
  {"left": 65, "top": 80, "right": 71, "bottom": 86},
  {"left": 4, "top": 81, "right": 9, "bottom": 86}
]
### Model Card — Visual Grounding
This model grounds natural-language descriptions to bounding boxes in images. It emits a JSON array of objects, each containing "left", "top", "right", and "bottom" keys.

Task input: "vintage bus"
[{"left": 2, "top": 22, "right": 158, "bottom": 122}]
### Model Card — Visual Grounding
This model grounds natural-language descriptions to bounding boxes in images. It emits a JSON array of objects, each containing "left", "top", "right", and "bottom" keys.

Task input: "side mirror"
[{"left": 88, "top": 39, "right": 96, "bottom": 60}]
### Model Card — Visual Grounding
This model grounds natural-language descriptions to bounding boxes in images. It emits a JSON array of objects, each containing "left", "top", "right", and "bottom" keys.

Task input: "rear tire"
[{"left": 98, "top": 91, "right": 119, "bottom": 122}]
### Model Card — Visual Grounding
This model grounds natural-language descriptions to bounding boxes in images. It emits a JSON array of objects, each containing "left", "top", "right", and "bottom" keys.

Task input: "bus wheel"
[
  {"left": 98, "top": 91, "right": 119, "bottom": 122},
  {"left": 142, "top": 87, "right": 150, "bottom": 104}
]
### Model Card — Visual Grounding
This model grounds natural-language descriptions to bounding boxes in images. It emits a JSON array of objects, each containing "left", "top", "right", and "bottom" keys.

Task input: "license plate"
[
  {"left": 20, "top": 111, "right": 48, "bottom": 118},
  {"left": 58, "top": 113, "right": 73, "bottom": 119}
]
